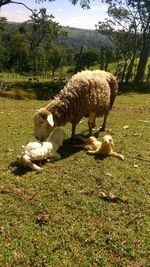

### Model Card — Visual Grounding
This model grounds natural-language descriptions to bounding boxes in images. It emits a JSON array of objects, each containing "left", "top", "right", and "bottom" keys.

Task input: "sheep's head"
[{"left": 34, "top": 108, "right": 55, "bottom": 141}]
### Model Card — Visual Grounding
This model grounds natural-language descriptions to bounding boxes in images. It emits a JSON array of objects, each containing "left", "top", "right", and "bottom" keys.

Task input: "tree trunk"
[
  {"left": 135, "top": 33, "right": 150, "bottom": 82},
  {"left": 147, "top": 65, "right": 150, "bottom": 83},
  {"left": 74, "top": 45, "right": 84, "bottom": 74},
  {"left": 125, "top": 38, "right": 138, "bottom": 83},
  {"left": 125, "top": 56, "right": 136, "bottom": 82},
  {"left": 33, "top": 54, "right": 37, "bottom": 76},
  {"left": 121, "top": 61, "right": 127, "bottom": 82},
  {"left": 100, "top": 46, "right": 104, "bottom": 70},
  {"left": 105, "top": 61, "right": 109, "bottom": 71}
]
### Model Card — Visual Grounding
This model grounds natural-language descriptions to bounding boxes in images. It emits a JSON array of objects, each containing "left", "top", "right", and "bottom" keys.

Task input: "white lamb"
[{"left": 17, "top": 128, "right": 65, "bottom": 172}]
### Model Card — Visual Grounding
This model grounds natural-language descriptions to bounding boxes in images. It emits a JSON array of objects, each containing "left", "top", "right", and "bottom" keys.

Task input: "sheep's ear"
[{"left": 47, "top": 113, "right": 54, "bottom": 126}]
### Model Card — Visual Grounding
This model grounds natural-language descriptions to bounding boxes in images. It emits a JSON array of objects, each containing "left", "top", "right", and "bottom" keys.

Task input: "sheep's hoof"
[
  {"left": 35, "top": 166, "right": 43, "bottom": 172},
  {"left": 99, "top": 127, "right": 106, "bottom": 132},
  {"left": 120, "top": 155, "right": 125, "bottom": 161}
]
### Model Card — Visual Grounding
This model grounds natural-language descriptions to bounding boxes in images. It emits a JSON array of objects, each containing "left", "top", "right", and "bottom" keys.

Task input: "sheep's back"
[
  {"left": 60, "top": 71, "right": 111, "bottom": 116},
  {"left": 46, "top": 70, "right": 113, "bottom": 126}
]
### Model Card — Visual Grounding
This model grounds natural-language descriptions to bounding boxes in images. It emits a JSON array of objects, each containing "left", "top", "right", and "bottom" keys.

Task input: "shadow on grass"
[
  {"left": 0, "top": 80, "right": 66, "bottom": 100},
  {"left": 58, "top": 130, "right": 106, "bottom": 161},
  {"left": 118, "top": 82, "right": 150, "bottom": 95},
  {"left": 0, "top": 80, "right": 150, "bottom": 100},
  {"left": 9, "top": 159, "right": 48, "bottom": 176}
]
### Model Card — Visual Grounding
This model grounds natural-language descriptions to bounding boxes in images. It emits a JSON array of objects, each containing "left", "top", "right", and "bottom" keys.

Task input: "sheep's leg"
[
  {"left": 52, "top": 151, "right": 61, "bottom": 160},
  {"left": 47, "top": 151, "right": 61, "bottom": 162},
  {"left": 99, "top": 110, "right": 109, "bottom": 132},
  {"left": 88, "top": 111, "right": 96, "bottom": 136},
  {"left": 71, "top": 123, "right": 77, "bottom": 139}
]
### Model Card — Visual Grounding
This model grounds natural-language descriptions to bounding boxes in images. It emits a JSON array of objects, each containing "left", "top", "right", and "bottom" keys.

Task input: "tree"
[
  {"left": 74, "top": 49, "right": 99, "bottom": 70},
  {"left": 99, "top": 46, "right": 114, "bottom": 71},
  {"left": 0, "top": 17, "right": 8, "bottom": 71},
  {"left": 23, "top": 8, "right": 61, "bottom": 75},
  {"left": 97, "top": 1, "right": 148, "bottom": 81},
  {"left": 100, "top": 0, "right": 150, "bottom": 81},
  {"left": 130, "top": 0, "right": 150, "bottom": 81},
  {"left": 31, "top": 46, "right": 47, "bottom": 75},
  {"left": 0, "top": 0, "right": 36, "bottom": 12},
  {"left": 11, "top": 32, "right": 30, "bottom": 73},
  {"left": 48, "top": 46, "right": 67, "bottom": 76},
  {"left": 26, "top": 8, "right": 60, "bottom": 49}
]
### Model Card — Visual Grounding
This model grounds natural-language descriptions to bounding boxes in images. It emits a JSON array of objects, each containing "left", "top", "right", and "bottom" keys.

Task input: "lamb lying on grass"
[
  {"left": 17, "top": 128, "right": 65, "bottom": 172},
  {"left": 74, "top": 134, "right": 124, "bottom": 160}
]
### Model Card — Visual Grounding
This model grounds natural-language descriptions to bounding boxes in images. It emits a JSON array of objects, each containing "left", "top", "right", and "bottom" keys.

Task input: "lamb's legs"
[
  {"left": 86, "top": 148, "right": 101, "bottom": 155},
  {"left": 87, "top": 150, "right": 124, "bottom": 160},
  {"left": 109, "top": 151, "right": 124, "bottom": 160},
  {"left": 18, "top": 155, "right": 42, "bottom": 172},
  {"left": 26, "top": 161, "right": 42, "bottom": 172}
]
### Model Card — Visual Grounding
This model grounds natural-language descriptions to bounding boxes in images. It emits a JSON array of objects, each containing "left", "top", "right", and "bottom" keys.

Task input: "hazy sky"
[{"left": 0, "top": 0, "right": 108, "bottom": 30}]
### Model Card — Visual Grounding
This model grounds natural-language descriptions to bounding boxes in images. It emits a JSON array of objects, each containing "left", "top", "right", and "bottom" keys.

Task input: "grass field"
[{"left": 0, "top": 87, "right": 150, "bottom": 266}]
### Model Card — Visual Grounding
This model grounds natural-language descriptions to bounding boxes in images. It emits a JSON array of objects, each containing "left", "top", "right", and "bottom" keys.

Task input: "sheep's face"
[{"left": 34, "top": 108, "right": 55, "bottom": 141}]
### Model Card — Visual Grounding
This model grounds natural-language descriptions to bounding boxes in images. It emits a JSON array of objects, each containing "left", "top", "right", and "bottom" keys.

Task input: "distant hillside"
[
  {"left": 59, "top": 26, "right": 114, "bottom": 50},
  {"left": 8, "top": 22, "right": 114, "bottom": 50}
]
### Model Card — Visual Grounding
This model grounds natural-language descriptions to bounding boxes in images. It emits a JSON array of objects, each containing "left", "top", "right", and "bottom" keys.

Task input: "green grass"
[{"left": 0, "top": 90, "right": 150, "bottom": 266}]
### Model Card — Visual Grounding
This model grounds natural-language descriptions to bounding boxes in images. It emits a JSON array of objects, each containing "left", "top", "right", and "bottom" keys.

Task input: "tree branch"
[
  {"left": 11, "top": 1, "right": 36, "bottom": 13},
  {"left": 0, "top": 0, "right": 36, "bottom": 14}
]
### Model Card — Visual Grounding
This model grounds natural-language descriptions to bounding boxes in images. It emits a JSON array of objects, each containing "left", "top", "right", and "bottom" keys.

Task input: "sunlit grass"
[{"left": 0, "top": 91, "right": 150, "bottom": 266}]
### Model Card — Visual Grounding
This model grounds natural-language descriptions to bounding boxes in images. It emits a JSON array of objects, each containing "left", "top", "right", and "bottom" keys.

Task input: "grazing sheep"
[
  {"left": 74, "top": 134, "right": 124, "bottom": 160},
  {"left": 17, "top": 128, "right": 65, "bottom": 172},
  {"left": 34, "top": 70, "right": 118, "bottom": 141}
]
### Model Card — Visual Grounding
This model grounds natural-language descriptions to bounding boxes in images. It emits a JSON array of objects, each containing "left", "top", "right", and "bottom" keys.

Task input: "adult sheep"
[{"left": 34, "top": 70, "right": 118, "bottom": 141}]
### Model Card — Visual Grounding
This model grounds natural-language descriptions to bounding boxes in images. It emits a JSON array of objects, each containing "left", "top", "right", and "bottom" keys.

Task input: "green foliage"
[
  {"left": 59, "top": 27, "right": 113, "bottom": 50},
  {"left": 0, "top": 16, "right": 8, "bottom": 32},
  {"left": 0, "top": 0, "right": 149, "bottom": 81},
  {"left": 0, "top": 20, "right": 115, "bottom": 75},
  {"left": 74, "top": 49, "right": 100, "bottom": 70},
  {"left": 28, "top": 8, "right": 61, "bottom": 48},
  {"left": 70, "top": 0, "right": 91, "bottom": 8},
  {"left": 48, "top": 46, "right": 67, "bottom": 76},
  {"left": 0, "top": 90, "right": 150, "bottom": 266},
  {"left": 101, "top": 0, "right": 150, "bottom": 81}
]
